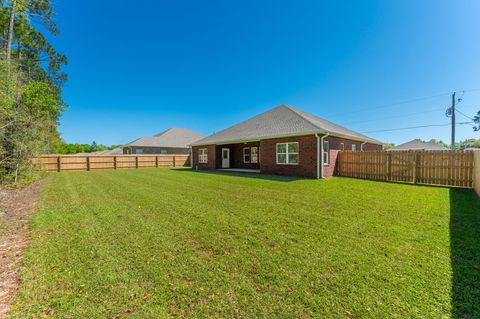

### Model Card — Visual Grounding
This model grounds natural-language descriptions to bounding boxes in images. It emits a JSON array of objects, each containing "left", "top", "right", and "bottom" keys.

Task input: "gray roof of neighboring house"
[
  {"left": 389, "top": 139, "right": 449, "bottom": 151},
  {"left": 77, "top": 147, "right": 123, "bottom": 155},
  {"left": 192, "top": 104, "right": 382, "bottom": 146},
  {"left": 94, "top": 147, "right": 123, "bottom": 155},
  {"left": 125, "top": 128, "right": 205, "bottom": 148}
]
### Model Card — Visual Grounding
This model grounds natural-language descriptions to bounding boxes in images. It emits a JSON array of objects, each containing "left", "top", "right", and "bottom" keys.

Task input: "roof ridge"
[
  {"left": 281, "top": 105, "right": 324, "bottom": 131},
  {"left": 125, "top": 136, "right": 148, "bottom": 145},
  {"left": 153, "top": 128, "right": 172, "bottom": 137}
]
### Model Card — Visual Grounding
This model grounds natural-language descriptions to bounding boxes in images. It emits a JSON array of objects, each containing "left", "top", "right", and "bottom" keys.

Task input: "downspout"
[
  {"left": 361, "top": 141, "right": 367, "bottom": 151},
  {"left": 316, "top": 133, "right": 329, "bottom": 179},
  {"left": 315, "top": 134, "right": 320, "bottom": 179}
]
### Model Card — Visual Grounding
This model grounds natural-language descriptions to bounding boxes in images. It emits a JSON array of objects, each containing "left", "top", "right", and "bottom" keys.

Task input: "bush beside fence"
[
  {"left": 337, "top": 150, "right": 474, "bottom": 188},
  {"left": 33, "top": 154, "right": 191, "bottom": 172}
]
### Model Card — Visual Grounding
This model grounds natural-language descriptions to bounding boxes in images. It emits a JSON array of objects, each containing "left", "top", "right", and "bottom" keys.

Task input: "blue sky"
[{"left": 52, "top": 0, "right": 480, "bottom": 145}]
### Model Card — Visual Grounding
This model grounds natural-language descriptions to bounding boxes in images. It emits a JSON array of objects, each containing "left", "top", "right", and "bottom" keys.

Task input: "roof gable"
[{"left": 192, "top": 105, "right": 381, "bottom": 145}]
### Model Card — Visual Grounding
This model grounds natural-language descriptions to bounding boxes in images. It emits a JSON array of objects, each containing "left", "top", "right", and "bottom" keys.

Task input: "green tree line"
[
  {"left": 1, "top": 0, "right": 66, "bottom": 184},
  {"left": 56, "top": 142, "right": 122, "bottom": 154}
]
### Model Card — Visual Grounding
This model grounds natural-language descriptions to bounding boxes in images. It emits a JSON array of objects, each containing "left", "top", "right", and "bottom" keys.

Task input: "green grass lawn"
[{"left": 11, "top": 168, "right": 480, "bottom": 318}]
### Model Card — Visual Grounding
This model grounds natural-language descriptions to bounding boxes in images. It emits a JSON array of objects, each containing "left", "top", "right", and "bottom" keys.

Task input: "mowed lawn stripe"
[{"left": 11, "top": 169, "right": 480, "bottom": 318}]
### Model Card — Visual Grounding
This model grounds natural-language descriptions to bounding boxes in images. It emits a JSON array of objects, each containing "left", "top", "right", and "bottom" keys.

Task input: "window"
[
  {"left": 160, "top": 149, "right": 168, "bottom": 154},
  {"left": 243, "top": 147, "right": 251, "bottom": 163},
  {"left": 340, "top": 142, "right": 345, "bottom": 151},
  {"left": 198, "top": 148, "right": 208, "bottom": 163},
  {"left": 323, "top": 140, "right": 330, "bottom": 165},
  {"left": 135, "top": 149, "right": 144, "bottom": 154},
  {"left": 276, "top": 142, "right": 299, "bottom": 165},
  {"left": 251, "top": 147, "right": 259, "bottom": 163},
  {"left": 352, "top": 144, "right": 356, "bottom": 151}
]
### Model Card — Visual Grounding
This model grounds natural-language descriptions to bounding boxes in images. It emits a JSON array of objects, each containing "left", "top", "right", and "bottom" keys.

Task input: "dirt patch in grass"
[{"left": 0, "top": 179, "right": 44, "bottom": 318}]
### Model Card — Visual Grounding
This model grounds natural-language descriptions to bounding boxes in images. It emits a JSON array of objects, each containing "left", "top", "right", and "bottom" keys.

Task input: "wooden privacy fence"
[
  {"left": 33, "top": 154, "right": 191, "bottom": 172},
  {"left": 337, "top": 150, "right": 474, "bottom": 188}
]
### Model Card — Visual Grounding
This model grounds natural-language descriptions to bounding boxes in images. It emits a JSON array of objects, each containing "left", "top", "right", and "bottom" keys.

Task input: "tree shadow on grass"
[
  {"left": 449, "top": 188, "right": 480, "bottom": 318},
  {"left": 175, "top": 168, "right": 303, "bottom": 182}
]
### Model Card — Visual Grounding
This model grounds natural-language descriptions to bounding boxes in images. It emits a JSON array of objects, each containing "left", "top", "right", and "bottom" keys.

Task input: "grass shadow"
[
  {"left": 449, "top": 188, "right": 480, "bottom": 318},
  {"left": 175, "top": 168, "right": 303, "bottom": 182}
]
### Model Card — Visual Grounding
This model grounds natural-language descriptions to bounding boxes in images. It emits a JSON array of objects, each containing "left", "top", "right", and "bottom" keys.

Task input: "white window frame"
[
  {"left": 340, "top": 142, "right": 345, "bottom": 151},
  {"left": 276, "top": 142, "right": 299, "bottom": 165},
  {"left": 251, "top": 147, "right": 259, "bottom": 164},
  {"left": 352, "top": 144, "right": 357, "bottom": 152},
  {"left": 323, "top": 140, "right": 330, "bottom": 165},
  {"left": 243, "top": 147, "right": 251, "bottom": 163},
  {"left": 198, "top": 148, "right": 208, "bottom": 163}
]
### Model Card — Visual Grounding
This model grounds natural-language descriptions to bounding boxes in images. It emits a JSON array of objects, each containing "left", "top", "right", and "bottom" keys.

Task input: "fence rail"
[
  {"left": 337, "top": 150, "right": 474, "bottom": 188},
  {"left": 33, "top": 154, "right": 191, "bottom": 172}
]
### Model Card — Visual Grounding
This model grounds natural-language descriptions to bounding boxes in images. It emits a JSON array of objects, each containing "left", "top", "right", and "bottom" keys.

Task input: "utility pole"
[{"left": 451, "top": 92, "right": 456, "bottom": 150}]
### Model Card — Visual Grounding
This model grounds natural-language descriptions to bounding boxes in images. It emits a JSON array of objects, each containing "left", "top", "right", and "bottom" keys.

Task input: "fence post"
[
  {"left": 57, "top": 156, "right": 61, "bottom": 172},
  {"left": 135, "top": 156, "right": 139, "bottom": 169},
  {"left": 413, "top": 152, "right": 420, "bottom": 184},
  {"left": 386, "top": 152, "right": 391, "bottom": 181},
  {"left": 474, "top": 151, "right": 480, "bottom": 196},
  {"left": 114, "top": 156, "right": 117, "bottom": 169},
  {"left": 86, "top": 156, "right": 90, "bottom": 171},
  {"left": 173, "top": 155, "right": 176, "bottom": 167}
]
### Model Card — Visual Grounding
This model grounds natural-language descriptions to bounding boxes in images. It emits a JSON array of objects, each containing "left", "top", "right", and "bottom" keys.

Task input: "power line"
[
  {"left": 456, "top": 109, "right": 473, "bottom": 120},
  {"left": 361, "top": 122, "right": 473, "bottom": 134},
  {"left": 326, "top": 91, "right": 453, "bottom": 118},
  {"left": 342, "top": 107, "right": 446, "bottom": 125},
  {"left": 324, "top": 88, "right": 480, "bottom": 120}
]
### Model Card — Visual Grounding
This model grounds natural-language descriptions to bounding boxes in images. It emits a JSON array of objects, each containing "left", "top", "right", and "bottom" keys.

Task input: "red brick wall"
[
  {"left": 193, "top": 135, "right": 382, "bottom": 178},
  {"left": 192, "top": 145, "right": 216, "bottom": 170},
  {"left": 324, "top": 136, "right": 382, "bottom": 152},
  {"left": 260, "top": 135, "right": 318, "bottom": 178}
]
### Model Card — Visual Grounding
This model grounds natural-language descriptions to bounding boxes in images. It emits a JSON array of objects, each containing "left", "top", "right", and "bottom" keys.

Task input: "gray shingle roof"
[
  {"left": 389, "top": 139, "right": 449, "bottom": 151},
  {"left": 192, "top": 105, "right": 382, "bottom": 145},
  {"left": 125, "top": 128, "right": 204, "bottom": 148}
]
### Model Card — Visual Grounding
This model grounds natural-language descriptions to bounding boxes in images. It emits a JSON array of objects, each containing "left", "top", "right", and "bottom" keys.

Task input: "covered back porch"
[{"left": 215, "top": 141, "right": 260, "bottom": 170}]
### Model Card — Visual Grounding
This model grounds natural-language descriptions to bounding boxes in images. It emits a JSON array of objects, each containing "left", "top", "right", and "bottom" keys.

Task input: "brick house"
[{"left": 191, "top": 105, "right": 383, "bottom": 178}]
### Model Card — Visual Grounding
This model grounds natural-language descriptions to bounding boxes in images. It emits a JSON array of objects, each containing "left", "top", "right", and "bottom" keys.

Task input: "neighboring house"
[
  {"left": 76, "top": 148, "right": 123, "bottom": 155},
  {"left": 389, "top": 139, "right": 449, "bottom": 151},
  {"left": 123, "top": 128, "right": 205, "bottom": 155},
  {"left": 191, "top": 105, "right": 383, "bottom": 178},
  {"left": 90, "top": 148, "right": 123, "bottom": 155}
]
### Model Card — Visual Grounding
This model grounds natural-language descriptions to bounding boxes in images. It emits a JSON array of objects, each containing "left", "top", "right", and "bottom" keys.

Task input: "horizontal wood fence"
[
  {"left": 33, "top": 154, "right": 191, "bottom": 172},
  {"left": 337, "top": 150, "right": 474, "bottom": 188}
]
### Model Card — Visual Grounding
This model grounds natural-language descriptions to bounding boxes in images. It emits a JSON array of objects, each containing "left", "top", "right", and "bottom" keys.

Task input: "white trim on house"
[
  {"left": 243, "top": 147, "right": 251, "bottom": 163},
  {"left": 323, "top": 140, "right": 330, "bottom": 165},
  {"left": 198, "top": 148, "right": 208, "bottom": 163},
  {"left": 251, "top": 146, "right": 259, "bottom": 164},
  {"left": 276, "top": 142, "right": 299, "bottom": 165}
]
